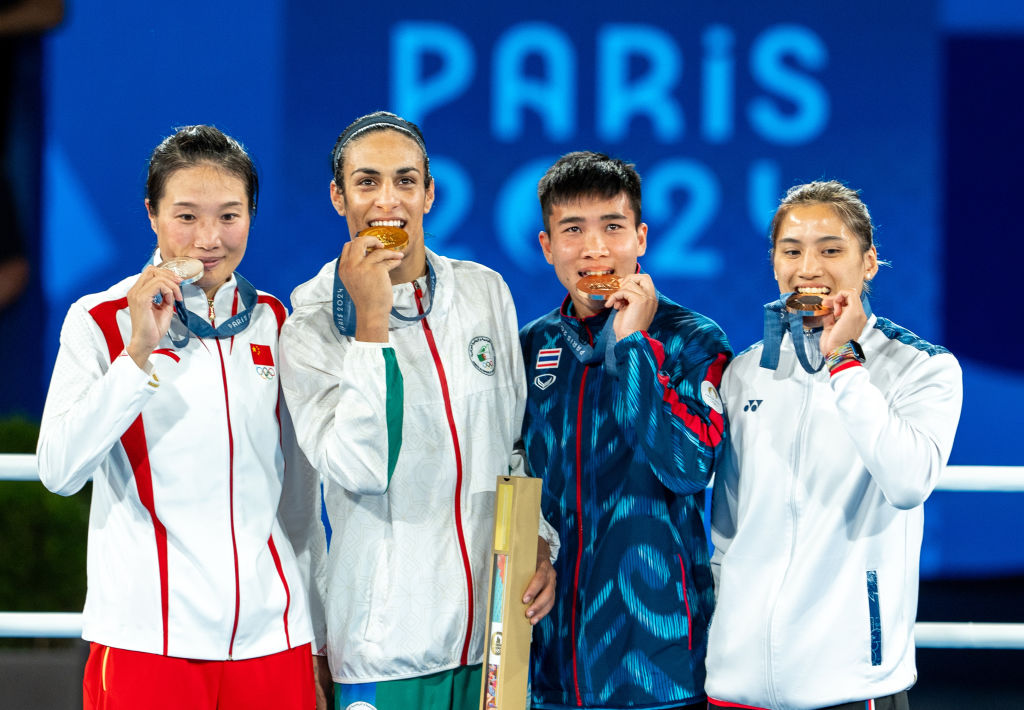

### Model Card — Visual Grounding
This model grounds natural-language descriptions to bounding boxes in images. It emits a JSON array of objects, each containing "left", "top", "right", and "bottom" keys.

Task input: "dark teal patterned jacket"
[{"left": 521, "top": 294, "right": 731, "bottom": 709}]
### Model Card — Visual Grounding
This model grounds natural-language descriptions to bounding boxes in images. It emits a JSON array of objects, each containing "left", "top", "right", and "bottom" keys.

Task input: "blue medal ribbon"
[
  {"left": 142, "top": 251, "right": 257, "bottom": 348},
  {"left": 557, "top": 304, "right": 619, "bottom": 376},
  {"left": 331, "top": 257, "right": 437, "bottom": 337},
  {"left": 760, "top": 291, "right": 872, "bottom": 373},
  {"left": 166, "top": 274, "right": 258, "bottom": 348}
]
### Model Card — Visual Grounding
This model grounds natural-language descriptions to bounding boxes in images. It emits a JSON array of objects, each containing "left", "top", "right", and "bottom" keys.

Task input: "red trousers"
[{"left": 83, "top": 641, "right": 314, "bottom": 710}]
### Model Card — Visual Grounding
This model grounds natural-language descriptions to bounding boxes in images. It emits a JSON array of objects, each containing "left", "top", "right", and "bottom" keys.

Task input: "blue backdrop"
[{"left": 5, "top": 0, "right": 1021, "bottom": 578}]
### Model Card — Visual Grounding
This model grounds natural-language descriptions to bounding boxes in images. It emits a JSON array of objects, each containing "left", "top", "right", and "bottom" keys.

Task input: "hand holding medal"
[
  {"left": 126, "top": 258, "right": 199, "bottom": 368},
  {"left": 818, "top": 288, "right": 867, "bottom": 355},
  {"left": 152, "top": 257, "right": 203, "bottom": 305},
  {"left": 575, "top": 272, "right": 658, "bottom": 341},
  {"left": 336, "top": 226, "right": 409, "bottom": 343}
]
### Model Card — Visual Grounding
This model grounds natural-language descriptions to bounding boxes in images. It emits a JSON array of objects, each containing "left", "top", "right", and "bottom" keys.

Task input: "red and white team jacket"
[{"left": 37, "top": 263, "right": 323, "bottom": 661}]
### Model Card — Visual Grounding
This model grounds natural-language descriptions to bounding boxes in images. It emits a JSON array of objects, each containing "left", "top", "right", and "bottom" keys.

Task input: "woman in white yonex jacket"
[
  {"left": 705, "top": 181, "right": 962, "bottom": 710},
  {"left": 37, "top": 126, "right": 323, "bottom": 710}
]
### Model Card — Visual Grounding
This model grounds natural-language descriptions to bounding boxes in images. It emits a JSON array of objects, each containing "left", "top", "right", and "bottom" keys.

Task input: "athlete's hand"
[
  {"left": 605, "top": 273, "right": 658, "bottom": 341},
  {"left": 820, "top": 288, "right": 867, "bottom": 356},
  {"left": 522, "top": 537, "right": 556, "bottom": 625},
  {"left": 125, "top": 266, "right": 182, "bottom": 369},
  {"left": 313, "top": 654, "right": 333, "bottom": 710},
  {"left": 337, "top": 235, "right": 403, "bottom": 343}
]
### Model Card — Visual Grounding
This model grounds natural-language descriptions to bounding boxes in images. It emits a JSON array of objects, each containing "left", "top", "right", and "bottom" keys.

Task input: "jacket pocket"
[
  {"left": 363, "top": 541, "right": 392, "bottom": 643},
  {"left": 866, "top": 569, "right": 882, "bottom": 666},
  {"left": 678, "top": 554, "right": 694, "bottom": 650}
]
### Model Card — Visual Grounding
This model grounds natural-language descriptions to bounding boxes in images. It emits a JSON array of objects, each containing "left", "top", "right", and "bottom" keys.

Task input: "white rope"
[
  {"left": 3, "top": 456, "right": 1024, "bottom": 647},
  {"left": 932, "top": 466, "right": 1024, "bottom": 492},
  {"left": 6, "top": 459, "right": 1022, "bottom": 489},
  {"left": 0, "top": 612, "right": 82, "bottom": 638},
  {"left": 0, "top": 453, "right": 41, "bottom": 481},
  {"left": 915, "top": 622, "right": 1024, "bottom": 649},
  {"left": 2, "top": 612, "right": 1023, "bottom": 648}
]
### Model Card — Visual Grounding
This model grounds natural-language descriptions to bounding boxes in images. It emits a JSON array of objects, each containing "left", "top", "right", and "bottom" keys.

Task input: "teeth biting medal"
[
  {"left": 785, "top": 292, "right": 832, "bottom": 316},
  {"left": 577, "top": 274, "right": 620, "bottom": 300},
  {"left": 360, "top": 225, "right": 409, "bottom": 251}
]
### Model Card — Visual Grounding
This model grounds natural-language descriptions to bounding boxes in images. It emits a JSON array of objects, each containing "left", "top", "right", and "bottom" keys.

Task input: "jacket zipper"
[
  {"left": 572, "top": 364, "right": 590, "bottom": 707},
  {"left": 764, "top": 374, "right": 813, "bottom": 706},
  {"left": 414, "top": 283, "right": 474, "bottom": 664},
  {"left": 210, "top": 300, "right": 242, "bottom": 660},
  {"left": 570, "top": 317, "right": 598, "bottom": 707}
]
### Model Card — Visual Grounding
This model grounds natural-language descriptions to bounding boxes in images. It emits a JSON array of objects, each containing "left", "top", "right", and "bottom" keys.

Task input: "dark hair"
[
  {"left": 146, "top": 125, "right": 258, "bottom": 216},
  {"left": 330, "top": 110, "right": 431, "bottom": 193},
  {"left": 769, "top": 180, "right": 874, "bottom": 254},
  {"left": 537, "top": 151, "right": 642, "bottom": 233}
]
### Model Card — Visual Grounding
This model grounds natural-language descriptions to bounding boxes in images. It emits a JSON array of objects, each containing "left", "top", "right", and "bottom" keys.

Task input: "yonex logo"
[{"left": 743, "top": 399, "right": 763, "bottom": 412}]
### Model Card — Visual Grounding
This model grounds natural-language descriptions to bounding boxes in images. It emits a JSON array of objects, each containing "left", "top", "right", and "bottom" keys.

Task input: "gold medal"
[
  {"left": 576, "top": 274, "right": 621, "bottom": 300},
  {"left": 360, "top": 225, "right": 409, "bottom": 251},
  {"left": 785, "top": 292, "right": 831, "bottom": 317}
]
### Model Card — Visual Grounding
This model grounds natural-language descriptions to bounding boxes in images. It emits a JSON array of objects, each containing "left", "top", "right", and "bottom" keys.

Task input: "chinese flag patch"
[{"left": 250, "top": 344, "right": 274, "bottom": 366}]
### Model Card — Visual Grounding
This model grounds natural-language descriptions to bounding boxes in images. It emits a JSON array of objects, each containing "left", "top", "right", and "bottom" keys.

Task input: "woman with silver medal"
[{"left": 37, "top": 125, "right": 321, "bottom": 710}]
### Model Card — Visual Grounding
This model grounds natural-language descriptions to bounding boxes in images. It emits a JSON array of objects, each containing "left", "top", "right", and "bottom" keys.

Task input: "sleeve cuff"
[
  {"left": 828, "top": 359, "right": 863, "bottom": 377},
  {"left": 538, "top": 515, "right": 560, "bottom": 564},
  {"left": 114, "top": 350, "right": 161, "bottom": 392}
]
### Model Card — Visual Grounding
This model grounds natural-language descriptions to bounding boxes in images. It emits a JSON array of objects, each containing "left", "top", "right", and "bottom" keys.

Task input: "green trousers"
[{"left": 335, "top": 664, "right": 482, "bottom": 710}]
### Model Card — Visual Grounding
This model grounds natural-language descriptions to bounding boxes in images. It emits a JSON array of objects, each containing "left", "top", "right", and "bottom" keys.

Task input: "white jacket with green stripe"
[{"left": 280, "top": 249, "right": 554, "bottom": 684}]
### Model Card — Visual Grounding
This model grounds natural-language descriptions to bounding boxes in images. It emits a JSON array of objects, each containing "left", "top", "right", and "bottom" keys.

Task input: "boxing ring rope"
[
  {"left": 0, "top": 453, "right": 39, "bottom": 481},
  {"left": 2, "top": 457, "right": 1023, "bottom": 646}
]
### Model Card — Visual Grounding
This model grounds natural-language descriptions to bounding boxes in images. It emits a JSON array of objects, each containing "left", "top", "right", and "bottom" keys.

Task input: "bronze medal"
[
  {"left": 360, "top": 225, "right": 409, "bottom": 251},
  {"left": 577, "top": 274, "right": 620, "bottom": 300},
  {"left": 785, "top": 292, "right": 831, "bottom": 317}
]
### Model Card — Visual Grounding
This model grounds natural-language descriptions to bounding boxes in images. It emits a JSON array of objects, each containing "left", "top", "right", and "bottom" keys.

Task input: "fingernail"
[{"left": 526, "top": 609, "right": 534, "bottom": 618}]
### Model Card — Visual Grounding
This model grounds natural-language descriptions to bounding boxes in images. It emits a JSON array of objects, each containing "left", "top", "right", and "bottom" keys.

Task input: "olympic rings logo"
[{"left": 255, "top": 366, "right": 276, "bottom": 381}]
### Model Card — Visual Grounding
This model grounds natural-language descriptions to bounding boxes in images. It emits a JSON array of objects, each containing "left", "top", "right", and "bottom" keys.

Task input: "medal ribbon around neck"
[
  {"left": 143, "top": 251, "right": 258, "bottom": 348},
  {"left": 169, "top": 274, "right": 257, "bottom": 347},
  {"left": 332, "top": 257, "right": 437, "bottom": 338},
  {"left": 557, "top": 307, "right": 619, "bottom": 377},
  {"left": 760, "top": 291, "right": 872, "bottom": 374}
]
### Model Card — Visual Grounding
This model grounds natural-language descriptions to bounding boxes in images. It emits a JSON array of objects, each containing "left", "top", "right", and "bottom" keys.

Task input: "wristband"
[{"left": 826, "top": 340, "right": 865, "bottom": 373}]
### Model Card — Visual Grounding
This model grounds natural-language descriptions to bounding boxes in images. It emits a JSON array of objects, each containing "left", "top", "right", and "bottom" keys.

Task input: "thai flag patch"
[{"left": 536, "top": 348, "right": 561, "bottom": 369}]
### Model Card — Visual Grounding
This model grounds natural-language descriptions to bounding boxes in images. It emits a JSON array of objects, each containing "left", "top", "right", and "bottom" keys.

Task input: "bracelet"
[{"left": 826, "top": 340, "right": 865, "bottom": 373}]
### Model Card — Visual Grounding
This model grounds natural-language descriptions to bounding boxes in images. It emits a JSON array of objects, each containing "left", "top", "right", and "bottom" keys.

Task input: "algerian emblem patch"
[{"left": 469, "top": 336, "right": 496, "bottom": 375}]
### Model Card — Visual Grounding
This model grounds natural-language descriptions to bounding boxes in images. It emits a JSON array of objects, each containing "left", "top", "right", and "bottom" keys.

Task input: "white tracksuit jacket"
[
  {"left": 705, "top": 314, "right": 962, "bottom": 710},
  {"left": 37, "top": 264, "right": 322, "bottom": 661},
  {"left": 280, "top": 249, "right": 557, "bottom": 683}
]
